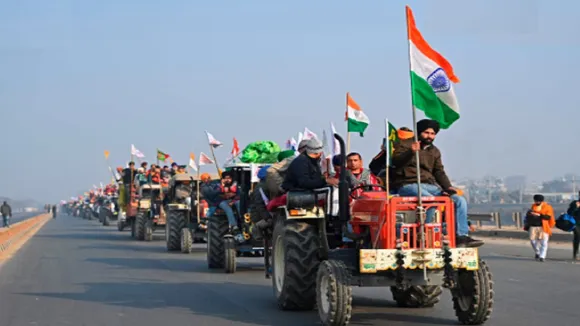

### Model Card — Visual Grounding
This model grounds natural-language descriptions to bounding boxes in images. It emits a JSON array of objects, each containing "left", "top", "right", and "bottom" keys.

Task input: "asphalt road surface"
[{"left": 0, "top": 215, "right": 578, "bottom": 326}]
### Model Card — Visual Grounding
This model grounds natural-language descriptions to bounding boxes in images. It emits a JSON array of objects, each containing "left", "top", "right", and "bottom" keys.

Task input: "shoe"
[
  {"left": 456, "top": 236, "right": 484, "bottom": 248},
  {"left": 535, "top": 254, "right": 539, "bottom": 261},
  {"left": 539, "top": 258, "right": 545, "bottom": 262}
]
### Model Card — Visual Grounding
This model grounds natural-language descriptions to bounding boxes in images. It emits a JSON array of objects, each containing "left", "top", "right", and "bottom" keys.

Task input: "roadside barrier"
[{"left": 0, "top": 214, "right": 51, "bottom": 255}]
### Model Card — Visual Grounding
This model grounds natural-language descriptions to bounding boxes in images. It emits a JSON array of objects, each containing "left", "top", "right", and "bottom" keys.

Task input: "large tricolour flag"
[
  {"left": 345, "top": 93, "right": 369, "bottom": 136},
  {"left": 407, "top": 5, "right": 460, "bottom": 129}
]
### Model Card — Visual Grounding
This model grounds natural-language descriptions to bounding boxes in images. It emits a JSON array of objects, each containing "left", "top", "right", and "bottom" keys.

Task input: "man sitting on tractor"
[
  {"left": 201, "top": 172, "right": 244, "bottom": 241},
  {"left": 392, "top": 119, "right": 483, "bottom": 248},
  {"left": 282, "top": 138, "right": 338, "bottom": 191}
]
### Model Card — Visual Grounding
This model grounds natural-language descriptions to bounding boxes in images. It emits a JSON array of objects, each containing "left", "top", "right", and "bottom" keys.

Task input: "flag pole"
[
  {"left": 345, "top": 92, "right": 351, "bottom": 153},
  {"left": 384, "top": 119, "right": 391, "bottom": 197},
  {"left": 406, "top": 5, "right": 427, "bottom": 282},
  {"left": 156, "top": 148, "right": 159, "bottom": 166},
  {"left": 209, "top": 146, "right": 222, "bottom": 178},
  {"left": 196, "top": 168, "right": 201, "bottom": 224}
]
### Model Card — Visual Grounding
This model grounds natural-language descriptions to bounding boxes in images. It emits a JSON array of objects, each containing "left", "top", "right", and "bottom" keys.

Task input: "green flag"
[{"left": 386, "top": 121, "right": 398, "bottom": 166}]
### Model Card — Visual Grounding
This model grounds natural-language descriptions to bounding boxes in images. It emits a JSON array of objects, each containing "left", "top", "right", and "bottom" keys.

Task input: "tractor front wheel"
[{"left": 452, "top": 259, "right": 494, "bottom": 325}]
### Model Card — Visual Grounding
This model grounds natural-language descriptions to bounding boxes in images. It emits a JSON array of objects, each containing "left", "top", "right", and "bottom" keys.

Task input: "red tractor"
[{"left": 269, "top": 133, "right": 493, "bottom": 326}]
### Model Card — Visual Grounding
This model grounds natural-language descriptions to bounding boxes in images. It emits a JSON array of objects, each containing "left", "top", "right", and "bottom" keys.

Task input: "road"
[{"left": 0, "top": 215, "right": 578, "bottom": 326}]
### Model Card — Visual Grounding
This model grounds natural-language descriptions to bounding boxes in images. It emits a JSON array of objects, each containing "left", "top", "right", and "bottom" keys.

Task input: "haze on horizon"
[{"left": 0, "top": 0, "right": 578, "bottom": 203}]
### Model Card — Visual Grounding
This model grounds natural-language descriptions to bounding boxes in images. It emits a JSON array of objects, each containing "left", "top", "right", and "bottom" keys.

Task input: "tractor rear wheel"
[
  {"left": 390, "top": 285, "right": 442, "bottom": 308},
  {"left": 207, "top": 215, "right": 228, "bottom": 269},
  {"left": 166, "top": 210, "right": 186, "bottom": 251},
  {"left": 272, "top": 218, "right": 321, "bottom": 310},
  {"left": 452, "top": 259, "right": 494, "bottom": 325}
]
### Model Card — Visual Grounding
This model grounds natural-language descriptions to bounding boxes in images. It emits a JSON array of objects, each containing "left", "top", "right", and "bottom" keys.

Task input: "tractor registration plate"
[{"left": 359, "top": 248, "right": 479, "bottom": 273}]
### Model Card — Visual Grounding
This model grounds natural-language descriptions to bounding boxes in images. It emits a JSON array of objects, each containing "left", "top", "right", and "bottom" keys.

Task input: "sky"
[{"left": 1, "top": 0, "right": 579, "bottom": 202}]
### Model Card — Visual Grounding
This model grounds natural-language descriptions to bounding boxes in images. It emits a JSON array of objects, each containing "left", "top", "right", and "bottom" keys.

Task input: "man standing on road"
[
  {"left": 524, "top": 194, "right": 555, "bottom": 262},
  {"left": 566, "top": 192, "right": 580, "bottom": 261},
  {"left": 1, "top": 201, "right": 12, "bottom": 228}
]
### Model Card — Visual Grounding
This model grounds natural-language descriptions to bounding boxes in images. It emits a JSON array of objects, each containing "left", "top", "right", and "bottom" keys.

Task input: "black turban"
[
  {"left": 533, "top": 194, "right": 544, "bottom": 202},
  {"left": 416, "top": 119, "right": 440, "bottom": 134}
]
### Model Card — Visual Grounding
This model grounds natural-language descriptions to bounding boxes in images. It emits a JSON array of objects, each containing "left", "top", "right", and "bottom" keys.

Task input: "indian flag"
[
  {"left": 407, "top": 6, "right": 460, "bottom": 129},
  {"left": 346, "top": 93, "right": 369, "bottom": 136}
]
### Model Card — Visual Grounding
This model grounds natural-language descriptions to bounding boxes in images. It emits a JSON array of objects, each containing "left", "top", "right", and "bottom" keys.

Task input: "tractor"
[
  {"left": 99, "top": 195, "right": 119, "bottom": 226},
  {"left": 165, "top": 173, "right": 212, "bottom": 253},
  {"left": 206, "top": 163, "right": 269, "bottom": 273},
  {"left": 134, "top": 183, "right": 166, "bottom": 241},
  {"left": 269, "top": 133, "right": 494, "bottom": 326}
]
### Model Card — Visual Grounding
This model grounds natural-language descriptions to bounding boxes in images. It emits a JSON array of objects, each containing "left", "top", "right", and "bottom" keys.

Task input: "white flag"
[
  {"left": 303, "top": 127, "right": 318, "bottom": 141},
  {"left": 189, "top": 153, "right": 198, "bottom": 171},
  {"left": 205, "top": 131, "right": 223, "bottom": 148},
  {"left": 330, "top": 122, "right": 341, "bottom": 156},
  {"left": 199, "top": 152, "right": 214, "bottom": 165},
  {"left": 250, "top": 164, "right": 260, "bottom": 183},
  {"left": 131, "top": 144, "right": 145, "bottom": 158},
  {"left": 297, "top": 132, "right": 304, "bottom": 144}
]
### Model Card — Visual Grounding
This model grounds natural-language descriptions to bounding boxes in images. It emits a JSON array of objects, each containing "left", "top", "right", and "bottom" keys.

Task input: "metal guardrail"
[
  {"left": 467, "top": 212, "right": 501, "bottom": 228},
  {"left": 467, "top": 211, "right": 525, "bottom": 229}
]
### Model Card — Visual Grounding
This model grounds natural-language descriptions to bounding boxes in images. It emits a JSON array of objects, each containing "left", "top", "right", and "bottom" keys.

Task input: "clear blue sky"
[{"left": 1, "top": 0, "right": 578, "bottom": 202}]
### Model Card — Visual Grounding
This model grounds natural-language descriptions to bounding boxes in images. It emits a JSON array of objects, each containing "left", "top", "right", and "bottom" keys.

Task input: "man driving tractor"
[{"left": 392, "top": 119, "right": 483, "bottom": 248}]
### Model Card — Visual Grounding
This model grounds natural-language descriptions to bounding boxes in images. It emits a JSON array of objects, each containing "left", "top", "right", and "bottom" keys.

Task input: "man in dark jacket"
[
  {"left": 282, "top": 138, "right": 337, "bottom": 192},
  {"left": 1, "top": 201, "right": 12, "bottom": 227},
  {"left": 566, "top": 192, "right": 580, "bottom": 260},
  {"left": 392, "top": 119, "right": 482, "bottom": 247}
]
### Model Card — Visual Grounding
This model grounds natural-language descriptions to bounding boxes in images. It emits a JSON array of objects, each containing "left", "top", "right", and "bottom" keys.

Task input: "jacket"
[
  {"left": 526, "top": 202, "right": 555, "bottom": 235},
  {"left": 281, "top": 152, "right": 326, "bottom": 191},
  {"left": 200, "top": 181, "right": 222, "bottom": 206},
  {"left": 391, "top": 138, "right": 452, "bottom": 190},
  {"left": 265, "top": 156, "right": 295, "bottom": 197},
  {"left": 0, "top": 204, "right": 11, "bottom": 217}
]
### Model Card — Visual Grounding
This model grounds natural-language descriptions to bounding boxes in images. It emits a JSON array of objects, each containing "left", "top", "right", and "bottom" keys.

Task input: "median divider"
[{"left": 0, "top": 214, "right": 51, "bottom": 259}]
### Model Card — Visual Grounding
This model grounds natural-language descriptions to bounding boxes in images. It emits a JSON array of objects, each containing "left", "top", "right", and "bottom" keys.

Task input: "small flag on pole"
[
  {"left": 345, "top": 93, "right": 370, "bottom": 137},
  {"left": 189, "top": 153, "right": 198, "bottom": 171},
  {"left": 199, "top": 152, "right": 214, "bottom": 165},
  {"left": 104, "top": 150, "right": 110, "bottom": 159},
  {"left": 205, "top": 131, "right": 223, "bottom": 148}
]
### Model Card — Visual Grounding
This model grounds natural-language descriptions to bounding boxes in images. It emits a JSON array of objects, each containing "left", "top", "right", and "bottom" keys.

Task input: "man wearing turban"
[{"left": 392, "top": 119, "right": 482, "bottom": 248}]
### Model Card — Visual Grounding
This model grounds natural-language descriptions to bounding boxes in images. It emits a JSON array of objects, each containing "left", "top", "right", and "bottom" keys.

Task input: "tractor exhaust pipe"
[{"left": 333, "top": 133, "right": 349, "bottom": 223}]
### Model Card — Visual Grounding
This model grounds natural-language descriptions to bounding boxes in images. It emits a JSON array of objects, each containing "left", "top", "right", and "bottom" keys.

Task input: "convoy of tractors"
[{"left": 62, "top": 134, "right": 494, "bottom": 326}]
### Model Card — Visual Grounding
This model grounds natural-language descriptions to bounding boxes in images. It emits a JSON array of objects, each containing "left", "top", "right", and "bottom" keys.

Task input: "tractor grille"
[{"left": 398, "top": 223, "right": 445, "bottom": 249}]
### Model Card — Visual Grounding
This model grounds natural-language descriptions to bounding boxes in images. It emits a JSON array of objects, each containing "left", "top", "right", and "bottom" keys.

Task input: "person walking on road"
[
  {"left": 1, "top": 201, "right": 12, "bottom": 228},
  {"left": 566, "top": 192, "right": 580, "bottom": 261},
  {"left": 524, "top": 194, "right": 555, "bottom": 262},
  {"left": 51, "top": 204, "right": 57, "bottom": 219}
]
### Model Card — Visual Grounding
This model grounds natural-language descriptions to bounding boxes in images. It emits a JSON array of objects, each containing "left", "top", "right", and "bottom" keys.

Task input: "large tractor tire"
[
  {"left": 207, "top": 215, "right": 229, "bottom": 269},
  {"left": 452, "top": 259, "right": 494, "bottom": 325},
  {"left": 166, "top": 210, "right": 186, "bottom": 251},
  {"left": 181, "top": 228, "right": 193, "bottom": 253},
  {"left": 390, "top": 285, "right": 443, "bottom": 308},
  {"left": 316, "top": 260, "right": 352, "bottom": 326},
  {"left": 135, "top": 212, "right": 146, "bottom": 241},
  {"left": 272, "top": 218, "right": 321, "bottom": 310}
]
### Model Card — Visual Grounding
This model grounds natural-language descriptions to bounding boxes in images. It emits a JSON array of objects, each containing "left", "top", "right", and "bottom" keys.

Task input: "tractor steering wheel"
[{"left": 349, "top": 184, "right": 387, "bottom": 199}]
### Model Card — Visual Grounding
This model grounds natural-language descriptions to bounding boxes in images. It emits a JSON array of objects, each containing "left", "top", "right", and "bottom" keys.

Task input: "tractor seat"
[{"left": 286, "top": 191, "right": 318, "bottom": 209}]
